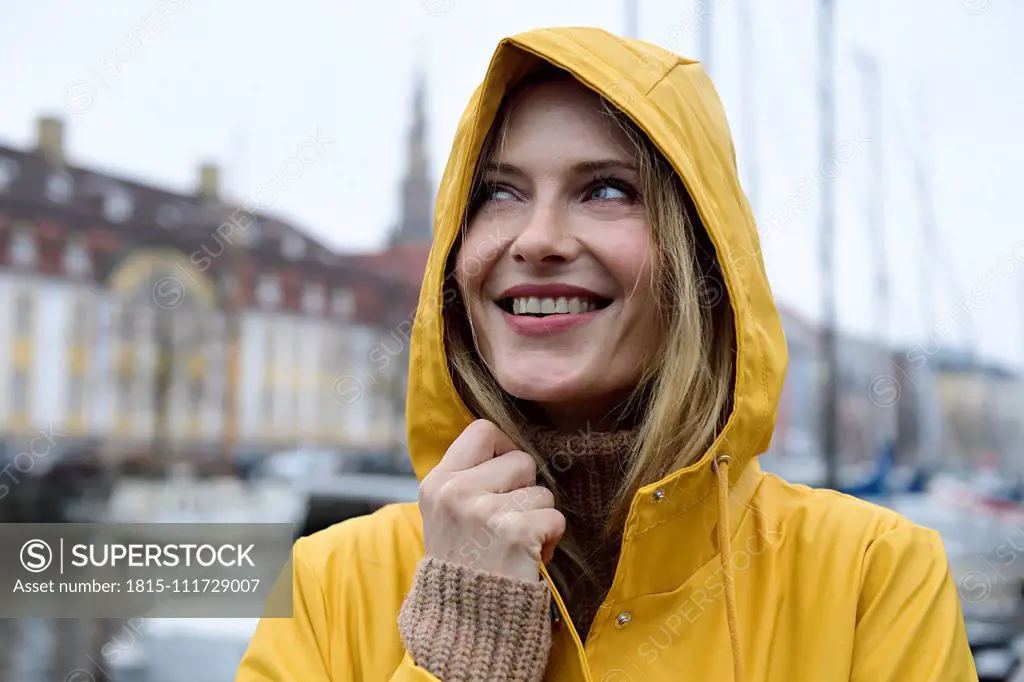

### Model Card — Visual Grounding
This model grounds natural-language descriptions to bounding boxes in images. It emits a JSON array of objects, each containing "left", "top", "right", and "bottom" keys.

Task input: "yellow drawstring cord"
[{"left": 714, "top": 454, "right": 744, "bottom": 682}]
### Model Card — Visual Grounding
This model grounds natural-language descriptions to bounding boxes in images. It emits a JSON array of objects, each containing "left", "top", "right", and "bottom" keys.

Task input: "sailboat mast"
[{"left": 818, "top": 0, "right": 840, "bottom": 489}]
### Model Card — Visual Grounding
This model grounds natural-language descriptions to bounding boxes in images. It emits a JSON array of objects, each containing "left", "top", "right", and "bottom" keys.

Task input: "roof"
[
  {"left": 345, "top": 243, "right": 431, "bottom": 287},
  {"left": 0, "top": 139, "right": 338, "bottom": 267}
]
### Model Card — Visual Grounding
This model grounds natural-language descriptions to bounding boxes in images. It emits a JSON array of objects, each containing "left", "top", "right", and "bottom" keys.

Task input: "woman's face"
[{"left": 455, "top": 78, "right": 661, "bottom": 428}]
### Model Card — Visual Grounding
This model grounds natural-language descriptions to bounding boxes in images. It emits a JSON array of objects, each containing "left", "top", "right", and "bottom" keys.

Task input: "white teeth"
[{"left": 508, "top": 296, "right": 600, "bottom": 315}]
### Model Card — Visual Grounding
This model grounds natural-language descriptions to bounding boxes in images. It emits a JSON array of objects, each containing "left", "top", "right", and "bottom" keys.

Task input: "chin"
[
  {"left": 491, "top": 356, "right": 638, "bottom": 419},
  {"left": 492, "top": 357, "right": 591, "bottom": 404}
]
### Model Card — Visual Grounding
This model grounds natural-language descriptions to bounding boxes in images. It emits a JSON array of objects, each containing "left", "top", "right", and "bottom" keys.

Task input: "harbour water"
[
  {"left": 2, "top": 617, "right": 258, "bottom": 681},
  {"left": 0, "top": 475, "right": 304, "bottom": 682}
]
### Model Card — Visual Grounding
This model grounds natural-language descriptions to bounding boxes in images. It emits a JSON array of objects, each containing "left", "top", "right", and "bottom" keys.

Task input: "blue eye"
[
  {"left": 589, "top": 183, "right": 628, "bottom": 201},
  {"left": 482, "top": 184, "right": 515, "bottom": 202},
  {"left": 585, "top": 177, "right": 636, "bottom": 202}
]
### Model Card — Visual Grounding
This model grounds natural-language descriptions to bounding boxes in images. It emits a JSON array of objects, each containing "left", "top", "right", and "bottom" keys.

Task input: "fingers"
[
  {"left": 489, "top": 490, "right": 562, "bottom": 565},
  {"left": 419, "top": 419, "right": 566, "bottom": 582},
  {"left": 475, "top": 500, "right": 564, "bottom": 564},
  {"left": 523, "top": 508, "right": 566, "bottom": 564},
  {"left": 463, "top": 450, "right": 537, "bottom": 494},
  {"left": 491, "top": 486, "right": 555, "bottom": 513},
  {"left": 434, "top": 419, "right": 519, "bottom": 473}
]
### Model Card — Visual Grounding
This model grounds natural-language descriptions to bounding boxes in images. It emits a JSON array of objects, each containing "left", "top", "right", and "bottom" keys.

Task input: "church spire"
[{"left": 390, "top": 67, "right": 435, "bottom": 247}]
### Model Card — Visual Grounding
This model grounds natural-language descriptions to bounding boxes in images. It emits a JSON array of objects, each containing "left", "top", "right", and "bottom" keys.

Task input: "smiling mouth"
[{"left": 498, "top": 295, "right": 613, "bottom": 317}]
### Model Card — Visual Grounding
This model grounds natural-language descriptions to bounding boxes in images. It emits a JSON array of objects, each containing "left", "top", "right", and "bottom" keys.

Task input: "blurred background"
[{"left": 0, "top": 0, "right": 1022, "bottom": 679}]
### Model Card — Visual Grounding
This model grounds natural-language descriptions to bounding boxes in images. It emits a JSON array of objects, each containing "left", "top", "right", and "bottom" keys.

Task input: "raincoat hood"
[
  {"left": 238, "top": 27, "right": 976, "bottom": 682},
  {"left": 407, "top": 27, "right": 787, "bottom": 491},
  {"left": 402, "top": 29, "right": 788, "bottom": 677}
]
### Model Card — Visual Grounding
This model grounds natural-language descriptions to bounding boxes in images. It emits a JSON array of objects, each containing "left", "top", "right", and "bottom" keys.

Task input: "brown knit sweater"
[{"left": 398, "top": 425, "right": 635, "bottom": 681}]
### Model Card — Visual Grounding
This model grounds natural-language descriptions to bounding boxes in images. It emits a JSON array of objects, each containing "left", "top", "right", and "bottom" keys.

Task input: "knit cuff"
[{"left": 398, "top": 556, "right": 553, "bottom": 682}]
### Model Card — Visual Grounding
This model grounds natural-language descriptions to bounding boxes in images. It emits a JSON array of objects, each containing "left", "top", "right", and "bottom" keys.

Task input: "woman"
[{"left": 237, "top": 27, "right": 975, "bottom": 681}]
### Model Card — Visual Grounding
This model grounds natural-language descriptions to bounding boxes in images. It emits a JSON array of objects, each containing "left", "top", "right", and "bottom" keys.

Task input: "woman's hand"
[{"left": 418, "top": 419, "right": 566, "bottom": 582}]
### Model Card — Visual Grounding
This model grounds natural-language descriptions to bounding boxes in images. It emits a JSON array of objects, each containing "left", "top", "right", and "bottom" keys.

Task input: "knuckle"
[
  {"left": 507, "top": 450, "right": 537, "bottom": 479},
  {"left": 467, "top": 418, "right": 496, "bottom": 438},
  {"left": 505, "top": 516, "right": 533, "bottom": 545},
  {"left": 519, "top": 450, "right": 538, "bottom": 474},
  {"left": 468, "top": 493, "right": 495, "bottom": 522},
  {"left": 418, "top": 475, "right": 441, "bottom": 503},
  {"left": 535, "top": 486, "right": 555, "bottom": 508},
  {"left": 436, "top": 476, "right": 471, "bottom": 507},
  {"left": 451, "top": 419, "right": 489, "bottom": 451},
  {"left": 491, "top": 508, "right": 515, "bottom": 531},
  {"left": 509, "top": 487, "right": 530, "bottom": 509}
]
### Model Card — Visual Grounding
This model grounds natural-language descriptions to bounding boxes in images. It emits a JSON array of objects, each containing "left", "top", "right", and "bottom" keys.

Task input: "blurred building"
[
  {"left": 934, "top": 351, "right": 1024, "bottom": 472},
  {"left": 772, "top": 308, "right": 940, "bottom": 468},
  {"left": 773, "top": 307, "right": 819, "bottom": 459},
  {"left": 0, "top": 115, "right": 418, "bottom": 470}
]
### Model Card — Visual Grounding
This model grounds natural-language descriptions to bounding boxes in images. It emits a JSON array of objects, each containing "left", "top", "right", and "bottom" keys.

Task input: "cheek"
[
  {"left": 593, "top": 223, "right": 657, "bottom": 293},
  {"left": 454, "top": 229, "right": 494, "bottom": 292},
  {"left": 601, "top": 227, "right": 663, "bottom": 351},
  {"left": 454, "top": 224, "right": 505, "bottom": 319}
]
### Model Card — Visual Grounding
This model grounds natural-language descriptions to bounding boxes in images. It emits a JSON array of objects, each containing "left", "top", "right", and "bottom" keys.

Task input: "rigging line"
[{"left": 882, "top": 73, "right": 971, "bottom": 332}]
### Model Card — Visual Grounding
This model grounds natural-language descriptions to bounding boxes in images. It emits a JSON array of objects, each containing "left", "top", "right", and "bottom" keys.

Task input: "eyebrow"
[{"left": 482, "top": 159, "right": 638, "bottom": 177}]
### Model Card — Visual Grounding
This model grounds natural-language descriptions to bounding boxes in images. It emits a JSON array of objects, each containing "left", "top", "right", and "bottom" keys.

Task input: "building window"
[
  {"left": 11, "top": 369, "right": 28, "bottom": 415},
  {"left": 68, "top": 375, "right": 86, "bottom": 415},
  {"left": 332, "top": 333, "right": 350, "bottom": 370},
  {"left": 281, "top": 233, "right": 306, "bottom": 261},
  {"left": 14, "top": 291, "right": 33, "bottom": 336},
  {"left": 117, "top": 373, "right": 133, "bottom": 408},
  {"left": 0, "top": 157, "right": 20, "bottom": 193},
  {"left": 219, "top": 273, "right": 238, "bottom": 302},
  {"left": 70, "top": 296, "right": 95, "bottom": 343},
  {"left": 103, "top": 184, "right": 134, "bottom": 223},
  {"left": 172, "top": 312, "right": 201, "bottom": 348},
  {"left": 156, "top": 203, "right": 184, "bottom": 229},
  {"left": 45, "top": 170, "right": 74, "bottom": 203},
  {"left": 187, "top": 376, "right": 203, "bottom": 409},
  {"left": 64, "top": 238, "right": 92, "bottom": 278},
  {"left": 302, "top": 283, "right": 325, "bottom": 314},
  {"left": 257, "top": 274, "right": 282, "bottom": 309},
  {"left": 10, "top": 230, "right": 38, "bottom": 269},
  {"left": 332, "top": 290, "right": 355, "bottom": 319},
  {"left": 119, "top": 306, "right": 137, "bottom": 342},
  {"left": 202, "top": 312, "right": 226, "bottom": 344},
  {"left": 261, "top": 387, "right": 274, "bottom": 420},
  {"left": 237, "top": 215, "right": 261, "bottom": 246}
]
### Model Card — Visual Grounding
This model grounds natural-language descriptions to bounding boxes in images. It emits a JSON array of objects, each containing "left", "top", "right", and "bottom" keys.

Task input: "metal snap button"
[
  {"left": 615, "top": 611, "right": 632, "bottom": 628},
  {"left": 652, "top": 487, "right": 665, "bottom": 502}
]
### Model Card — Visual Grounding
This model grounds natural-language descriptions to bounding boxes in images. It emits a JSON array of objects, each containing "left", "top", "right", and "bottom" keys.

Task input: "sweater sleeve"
[{"left": 397, "top": 556, "right": 553, "bottom": 682}]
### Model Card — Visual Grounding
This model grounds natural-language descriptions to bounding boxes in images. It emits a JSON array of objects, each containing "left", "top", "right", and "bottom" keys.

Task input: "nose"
[{"left": 509, "top": 205, "right": 582, "bottom": 266}]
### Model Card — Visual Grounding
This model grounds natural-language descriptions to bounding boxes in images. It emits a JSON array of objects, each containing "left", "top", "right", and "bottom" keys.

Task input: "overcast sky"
[{"left": 1, "top": 0, "right": 1021, "bottom": 369}]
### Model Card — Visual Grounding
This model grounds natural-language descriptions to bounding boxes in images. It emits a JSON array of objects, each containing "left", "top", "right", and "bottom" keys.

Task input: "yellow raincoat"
[{"left": 237, "top": 27, "right": 977, "bottom": 682}]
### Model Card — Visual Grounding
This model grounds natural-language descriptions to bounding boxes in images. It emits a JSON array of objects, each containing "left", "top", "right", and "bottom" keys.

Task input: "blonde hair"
[{"left": 443, "top": 65, "right": 736, "bottom": 583}]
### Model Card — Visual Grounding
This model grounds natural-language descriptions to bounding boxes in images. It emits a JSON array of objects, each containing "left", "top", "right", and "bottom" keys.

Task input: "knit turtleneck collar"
[
  {"left": 526, "top": 423, "right": 640, "bottom": 641},
  {"left": 528, "top": 423, "right": 640, "bottom": 462},
  {"left": 528, "top": 424, "right": 638, "bottom": 517}
]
